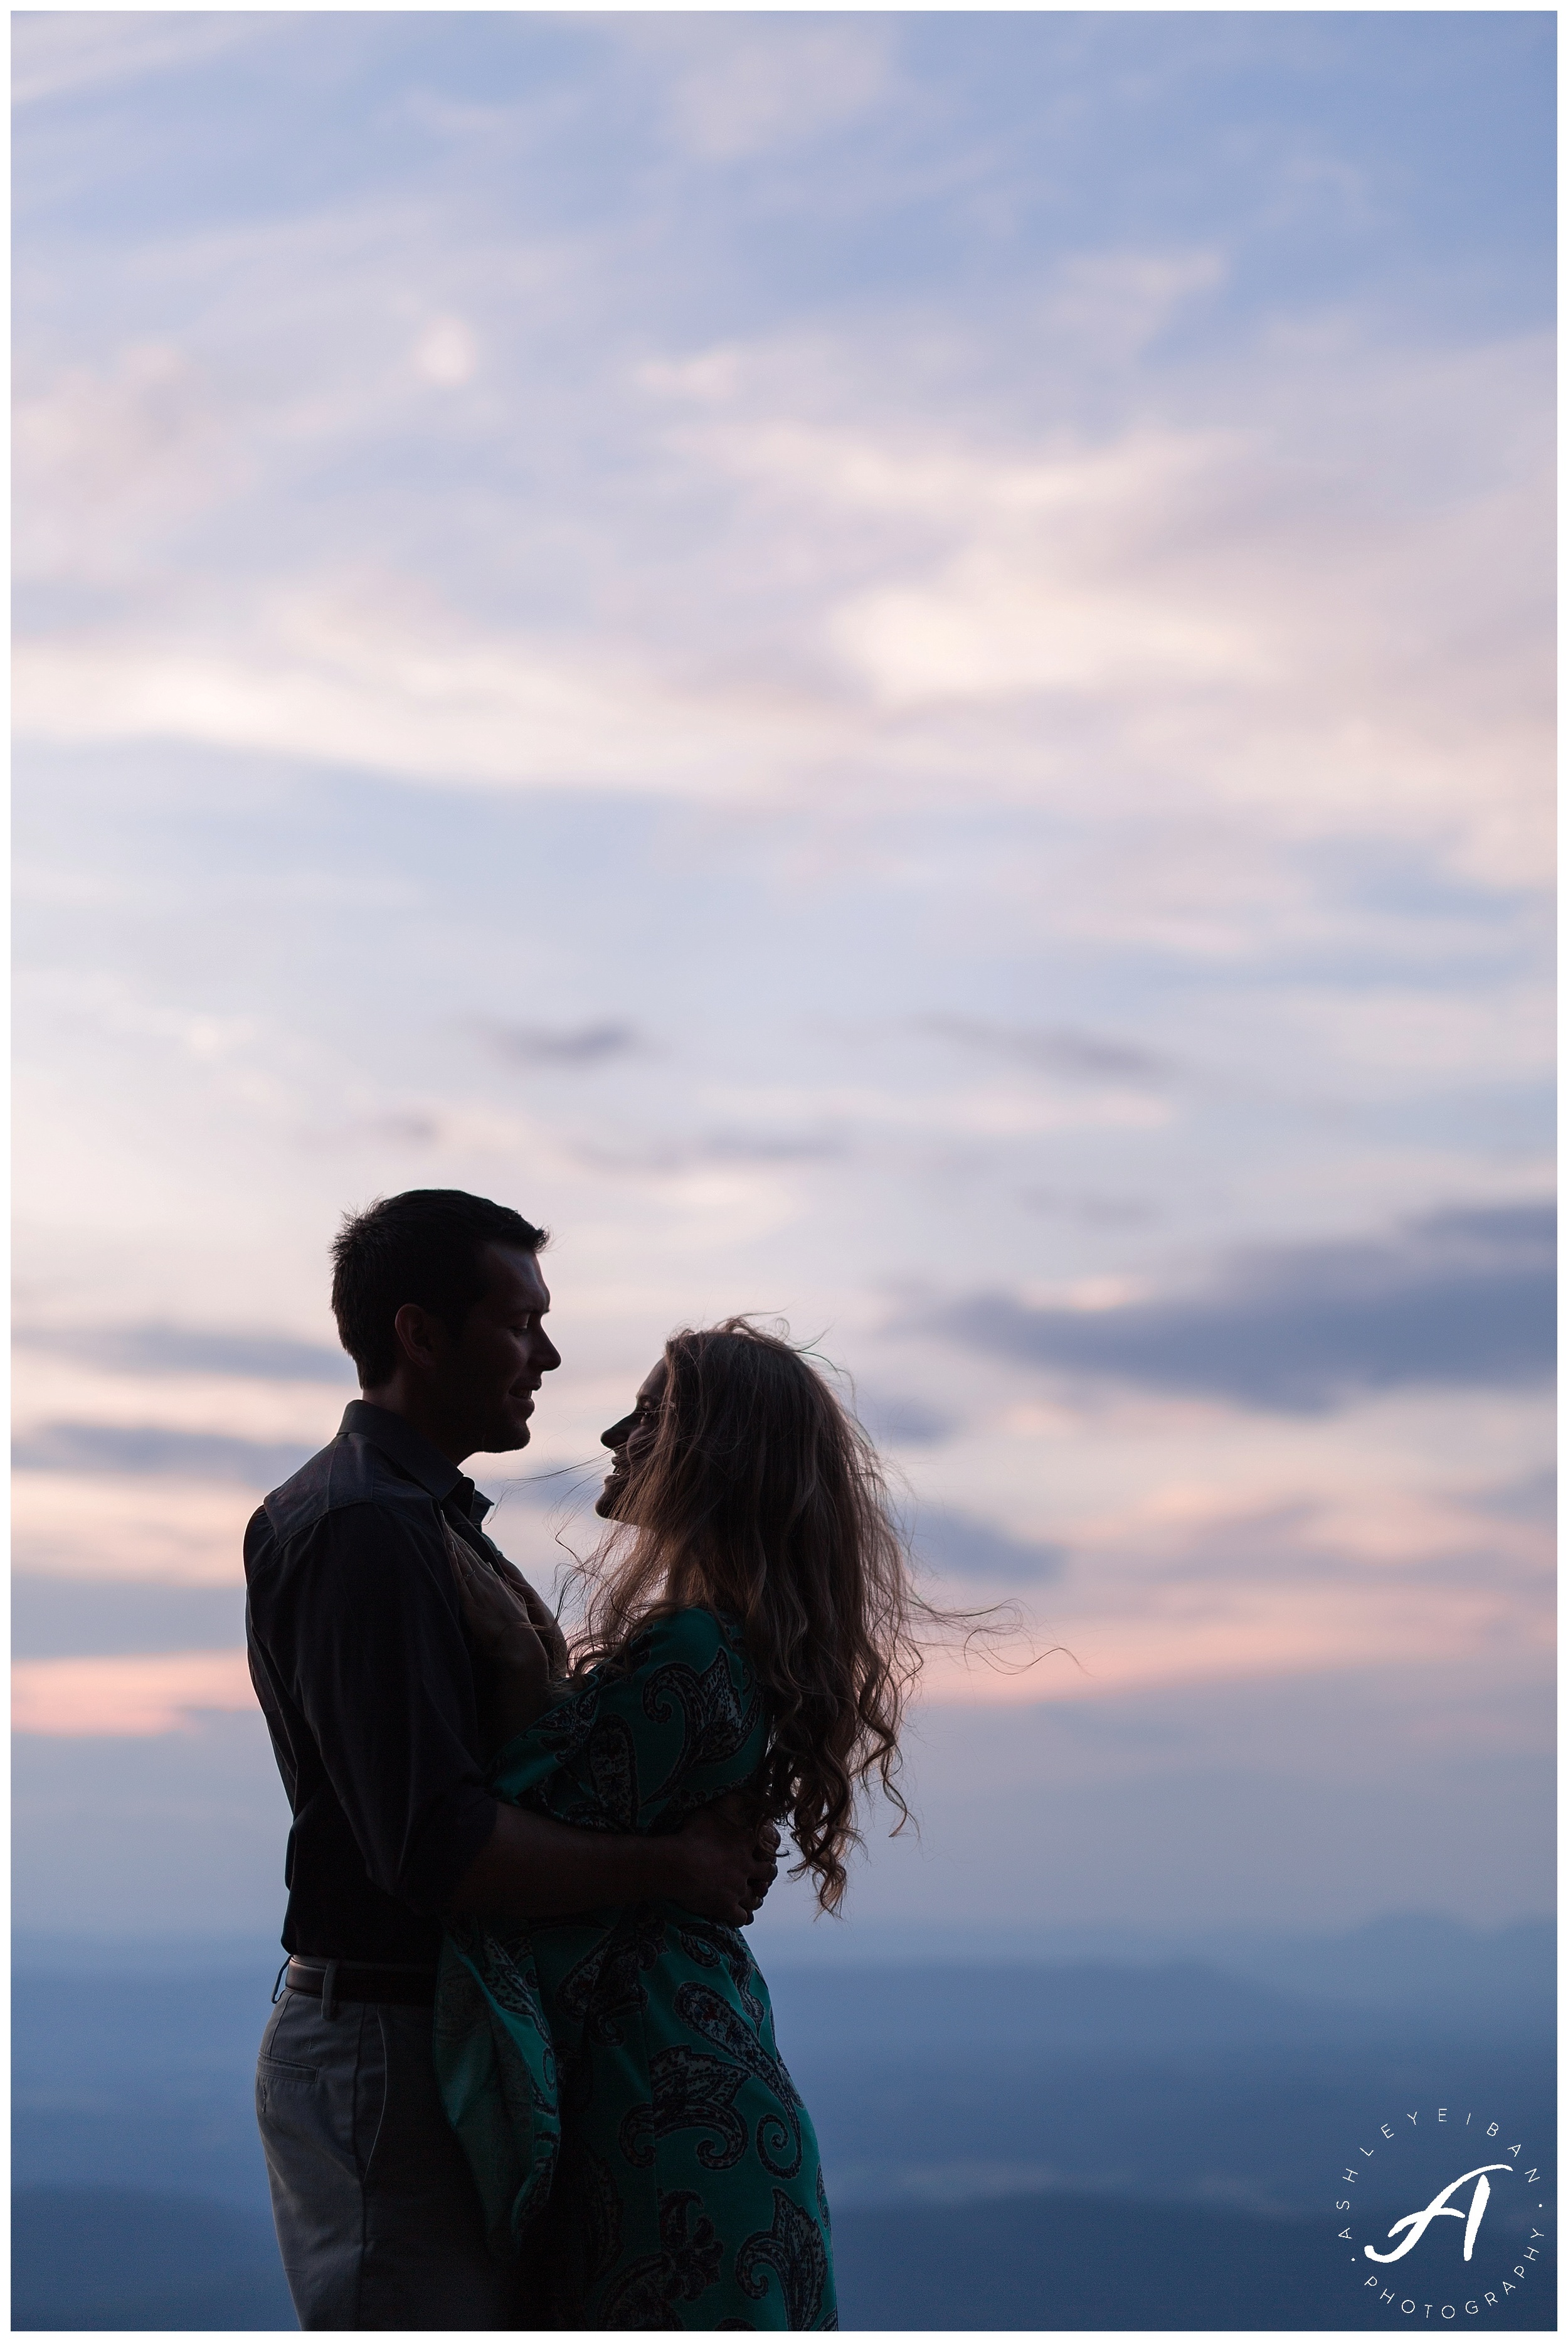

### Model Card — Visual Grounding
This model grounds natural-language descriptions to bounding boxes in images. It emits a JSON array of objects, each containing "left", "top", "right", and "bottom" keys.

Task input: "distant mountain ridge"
[
  {"left": 16, "top": 1907, "right": 1554, "bottom": 2009},
  {"left": 14, "top": 2184, "right": 1554, "bottom": 2333},
  {"left": 832, "top": 2188, "right": 1557, "bottom": 2331},
  {"left": 13, "top": 1917, "right": 1554, "bottom": 2331},
  {"left": 765, "top": 1946, "right": 1553, "bottom": 2062},
  {"left": 749, "top": 1911, "right": 1556, "bottom": 2020}
]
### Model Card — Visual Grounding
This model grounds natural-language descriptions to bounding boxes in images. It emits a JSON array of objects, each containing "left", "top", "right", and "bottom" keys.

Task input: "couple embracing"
[{"left": 247, "top": 1187, "right": 928, "bottom": 2331}]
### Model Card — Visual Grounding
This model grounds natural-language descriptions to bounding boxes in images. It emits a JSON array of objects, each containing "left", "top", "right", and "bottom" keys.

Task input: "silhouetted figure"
[
  {"left": 437, "top": 1319, "right": 935, "bottom": 2328},
  {"left": 247, "top": 1191, "right": 775, "bottom": 2330}
]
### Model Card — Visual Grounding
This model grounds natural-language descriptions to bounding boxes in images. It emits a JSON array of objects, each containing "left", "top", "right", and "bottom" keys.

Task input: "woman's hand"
[
  {"left": 453, "top": 1536, "right": 571, "bottom": 1686},
  {"left": 487, "top": 1549, "right": 571, "bottom": 1681},
  {"left": 663, "top": 1793, "right": 783, "bottom": 1926},
  {"left": 712, "top": 1789, "right": 783, "bottom": 1923},
  {"left": 446, "top": 1534, "right": 555, "bottom": 1737}
]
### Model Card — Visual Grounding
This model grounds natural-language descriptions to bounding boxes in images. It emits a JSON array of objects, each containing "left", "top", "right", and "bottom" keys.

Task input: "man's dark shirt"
[{"left": 244, "top": 1400, "right": 505, "bottom": 1964}]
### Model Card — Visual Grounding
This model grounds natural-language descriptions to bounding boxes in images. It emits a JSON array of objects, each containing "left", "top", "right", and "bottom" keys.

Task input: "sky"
[{"left": 12, "top": 10, "right": 1554, "bottom": 1947}]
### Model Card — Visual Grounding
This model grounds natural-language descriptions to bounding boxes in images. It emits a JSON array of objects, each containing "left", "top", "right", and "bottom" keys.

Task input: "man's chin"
[{"left": 475, "top": 1420, "right": 531, "bottom": 1457}]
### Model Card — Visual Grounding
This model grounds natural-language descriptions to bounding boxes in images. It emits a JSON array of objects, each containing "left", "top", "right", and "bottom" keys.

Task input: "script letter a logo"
[{"left": 1364, "top": 2165, "right": 1512, "bottom": 2265}]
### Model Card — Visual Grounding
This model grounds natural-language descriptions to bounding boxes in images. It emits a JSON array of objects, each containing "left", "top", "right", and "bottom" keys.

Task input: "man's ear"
[{"left": 392, "top": 1301, "right": 449, "bottom": 1371}]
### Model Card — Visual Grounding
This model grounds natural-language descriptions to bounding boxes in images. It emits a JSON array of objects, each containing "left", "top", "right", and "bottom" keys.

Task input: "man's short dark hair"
[{"left": 331, "top": 1190, "right": 547, "bottom": 1387}]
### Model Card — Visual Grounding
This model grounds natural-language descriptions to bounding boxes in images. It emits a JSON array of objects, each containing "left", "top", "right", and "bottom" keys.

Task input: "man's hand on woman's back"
[{"left": 448, "top": 1796, "right": 780, "bottom": 1927}]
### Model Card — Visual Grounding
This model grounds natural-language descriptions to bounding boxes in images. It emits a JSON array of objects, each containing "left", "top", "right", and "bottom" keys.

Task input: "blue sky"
[{"left": 13, "top": 11, "right": 1554, "bottom": 1944}]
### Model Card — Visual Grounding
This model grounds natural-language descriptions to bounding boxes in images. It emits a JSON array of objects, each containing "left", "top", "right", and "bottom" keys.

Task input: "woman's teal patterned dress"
[{"left": 433, "top": 1606, "right": 837, "bottom": 2330}]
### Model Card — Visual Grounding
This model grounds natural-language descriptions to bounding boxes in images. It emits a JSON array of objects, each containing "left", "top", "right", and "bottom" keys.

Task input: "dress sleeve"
[{"left": 488, "top": 1607, "right": 768, "bottom": 1835}]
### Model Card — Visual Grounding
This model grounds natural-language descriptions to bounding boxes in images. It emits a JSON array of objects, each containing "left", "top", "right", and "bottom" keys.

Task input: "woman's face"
[{"left": 595, "top": 1360, "right": 667, "bottom": 1519}]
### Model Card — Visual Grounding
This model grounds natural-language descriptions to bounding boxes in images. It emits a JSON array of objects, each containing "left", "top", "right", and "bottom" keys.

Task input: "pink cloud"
[{"left": 13, "top": 1648, "right": 255, "bottom": 1735}]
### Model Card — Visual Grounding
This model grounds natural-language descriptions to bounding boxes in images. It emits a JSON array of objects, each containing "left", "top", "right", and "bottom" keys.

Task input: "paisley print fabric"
[{"left": 434, "top": 1608, "right": 837, "bottom": 2330}]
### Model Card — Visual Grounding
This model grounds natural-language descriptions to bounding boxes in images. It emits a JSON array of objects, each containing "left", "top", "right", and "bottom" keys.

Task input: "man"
[{"left": 246, "top": 1190, "right": 777, "bottom": 2331}]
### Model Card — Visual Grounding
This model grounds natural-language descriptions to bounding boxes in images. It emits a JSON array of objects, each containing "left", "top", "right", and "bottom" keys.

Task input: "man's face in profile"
[{"left": 441, "top": 1245, "right": 561, "bottom": 1457}]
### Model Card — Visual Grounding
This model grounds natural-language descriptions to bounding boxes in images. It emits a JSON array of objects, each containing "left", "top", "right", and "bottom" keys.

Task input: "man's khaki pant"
[{"left": 256, "top": 1988, "right": 529, "bottom": 2331}]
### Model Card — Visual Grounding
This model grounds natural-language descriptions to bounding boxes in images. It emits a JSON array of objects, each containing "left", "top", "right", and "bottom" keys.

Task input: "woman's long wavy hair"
[{"left": 569, "top": 1319, "right": 970, "bottom": 1914}]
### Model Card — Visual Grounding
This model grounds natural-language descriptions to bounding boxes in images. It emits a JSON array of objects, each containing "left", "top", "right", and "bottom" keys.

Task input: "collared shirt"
[{"left": 244, "top": 1400, "right": 504, "bottom": 1964}]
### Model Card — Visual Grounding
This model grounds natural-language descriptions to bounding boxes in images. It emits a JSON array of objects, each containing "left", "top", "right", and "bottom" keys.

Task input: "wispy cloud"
[
  {"left": 930, "top": 1204, "right": 1555, "bottom": 1413},
  {"left": 913, "top": 1507, "right": 1068, "bottom": 1584},
  {"left": 11, "top": 1472, "right": 255, "bottom": 1587},
  {"left": 12, "top": 13, "right": 279, "bottom": 108},
  {"left": 853, "top": 1392, "right": 956, "bottom": 1449},
  {"left": 16, "top": 1321, "right": 350, "bottom": 1383},
  {"left": 575, "top": 1127, "right": 849, "bottom": 1176},
  {"left": 1020, "top": 1188, "right": 1157, "bottom": 1229},
  {"left": 13, "top": 1649, "right": 254, "bottom": 1735},
  {"left": 13, "top": 1424, "right": 314, "bottom": 1484},
  {"left": 615, "top": 16, "right": 897, "bottom": 165},
  {"left": 13, "top": 1577, "right": 245, "bottom": 1661},
  {"left": 10, "top": 609, "right": 803, "bottom": 802},
  {"left": 916, "top": 1464, "right": 1554, "bottom": 1708},
  {"left": 915, "top": 1016, "right": 1173, "bottom": 1085},
  {"left": 11, "top": 14, "right": 1552, "bottom": 1915},
  {"left": 480, "top": 1019, "right": 648, "bottom": 1068},
  {"left": 13, "top": 267, "right": 1551, "bottom": 898},
  {"left": 1470, "top": 1469, "right": 1556, "bottom": 1524}
]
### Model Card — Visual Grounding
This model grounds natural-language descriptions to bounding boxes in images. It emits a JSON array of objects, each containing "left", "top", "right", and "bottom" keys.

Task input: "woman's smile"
[{"left": 595, "top": 1364, "right": 668, "bottom": 1518}]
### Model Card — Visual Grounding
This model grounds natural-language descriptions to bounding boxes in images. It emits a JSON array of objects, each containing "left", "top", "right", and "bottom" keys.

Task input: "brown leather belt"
[{"left": 283, "top": 1957, "right": 437, "bottom": 2012}]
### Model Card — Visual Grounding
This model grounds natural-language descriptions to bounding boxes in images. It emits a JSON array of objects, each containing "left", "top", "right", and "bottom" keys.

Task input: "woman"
[{"left": 433, "top": 1320, "right": 929, "bottom": 2331}]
